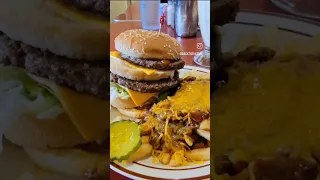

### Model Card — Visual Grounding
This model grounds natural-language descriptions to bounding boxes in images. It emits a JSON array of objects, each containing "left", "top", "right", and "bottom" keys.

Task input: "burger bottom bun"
[
  {"left": 118, "top": 108, "right": 147, "bottom": 119},
  {"left": 111, "top": 96, "right": 137, "bottom": 109},
  {"left": 4, "top": 113, "right": 87, "bottom": 149},
  {"left": 24, "top": 147, "right": 107, "bottom": 178}
]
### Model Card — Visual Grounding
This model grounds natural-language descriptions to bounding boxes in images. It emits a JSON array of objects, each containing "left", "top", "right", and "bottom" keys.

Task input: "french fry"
[
  {"left": 184, "top": 134, "right": 194, "bottom": 146},
  {"left": 200, "top": 119, "right": 210, "bottom": 131},
  {"left": 169, "top": 151, "right": 189, "bottom": 167},
  {"left": 127, "top": 143, "right": 153, "bottom": 163},
  {"left": 140, "top": 123, "right": 152, "bottom": 135},
  {"left": 169, "top": 159, "right": 180, "bottom": 167},
  {"left": 186, "top": 147, "right": 210, "bottom": 161},
  {"left": 141, "top": 136, "right": 150, "bottom": 144},
  {"left": 196, "top": 129, "right": 210, "bottom": 141},
  {"left": 160, "top": 153, "right": 171, "bottom": 165}
]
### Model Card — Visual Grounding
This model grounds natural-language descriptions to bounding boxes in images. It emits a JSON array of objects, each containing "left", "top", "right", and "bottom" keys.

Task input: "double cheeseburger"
[
  {"left": 0, "top": 0, "right": 108, "bottom": 178},
  {"left": 110, "top": 29, "right": 185, "bottom": 118}
]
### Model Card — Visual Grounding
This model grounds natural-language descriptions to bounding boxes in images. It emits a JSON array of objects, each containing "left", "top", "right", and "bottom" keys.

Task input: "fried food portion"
[
  {"left": 139, "top": 78, "right": 210, "bottom": 166},
  {"left": 151, "top": 79, "right": 210, "bottom": 123}
]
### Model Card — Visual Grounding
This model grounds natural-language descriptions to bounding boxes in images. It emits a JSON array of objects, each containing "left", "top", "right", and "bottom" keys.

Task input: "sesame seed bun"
[{"left": 115, "top": 29, "right": 183, "bottom": 60}]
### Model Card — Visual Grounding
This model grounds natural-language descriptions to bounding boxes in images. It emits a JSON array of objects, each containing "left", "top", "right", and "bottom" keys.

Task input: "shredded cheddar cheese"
[
  {"left": 151, "top": 80, "right": 210, "bottom": 124},
  {"left": 171, "top": 150, "right": 189, "bottom": 166},
  {"left": 164, "top": 118, "right": 170, "bottom": 137}
]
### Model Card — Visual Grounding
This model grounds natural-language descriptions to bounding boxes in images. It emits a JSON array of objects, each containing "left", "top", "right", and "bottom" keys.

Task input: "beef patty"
[
  {"left": 59, "top": 0, "right": 109, "bottom": 18},
  {"left": 121, "top": 54, "right": 185, "bottom": 70},
  {"left": 110, "top": 71, "right": 180, "bottom": 93},
  {"left": 0, "top": 31, "right": 108, "bottom": 99}
]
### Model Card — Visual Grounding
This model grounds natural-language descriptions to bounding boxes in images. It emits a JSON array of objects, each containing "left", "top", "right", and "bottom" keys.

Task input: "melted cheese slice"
[
  {"left": 58, "top": 87, "right": 109, "bottom": 141},
  {"left": 126, "top": 88, "right": 157, "bottom": 106},
  {"left": 29, "top": 75, "right": 108, "bottom": 141},
  {"left": 110, "top": 51, "right": 158, "bottom": 75}
]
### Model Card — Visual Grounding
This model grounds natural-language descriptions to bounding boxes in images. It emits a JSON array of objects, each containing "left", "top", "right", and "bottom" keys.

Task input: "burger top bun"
[
  {"left": 4, "top": 113, "right": 87, "bottom": 149},
  {"left": 115, "top": 29, "right": 183, "bottom": 60}
]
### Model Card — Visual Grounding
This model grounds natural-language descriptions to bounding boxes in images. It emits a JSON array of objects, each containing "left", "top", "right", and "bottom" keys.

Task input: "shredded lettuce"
[
  {"left": 0, "top": 67, "right": 64, "bottom": 120},
  {"left": 110, "top": 82, "right": 130, "bottom": 100},
  {"left": 110, "top": 88, "right": 118, "bottom": 108},
  {"left": 0, "top": 67, "right": 64, "bottom": 152}
]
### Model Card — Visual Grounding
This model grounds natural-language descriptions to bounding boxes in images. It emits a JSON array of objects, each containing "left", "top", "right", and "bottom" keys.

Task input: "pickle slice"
[{"left": 110, "top": 120, "right": 141, "bottom": 161}]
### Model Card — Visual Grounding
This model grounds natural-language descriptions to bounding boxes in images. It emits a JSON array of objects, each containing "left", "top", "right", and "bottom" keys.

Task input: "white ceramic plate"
[{"left": 110, "top": 65, "right": 211, "bottom": 180}]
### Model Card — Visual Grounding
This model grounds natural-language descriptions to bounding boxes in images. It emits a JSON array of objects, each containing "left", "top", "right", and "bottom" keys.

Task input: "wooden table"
[{"left": 111, "top": 0, "right": 317, "bottom": 179}]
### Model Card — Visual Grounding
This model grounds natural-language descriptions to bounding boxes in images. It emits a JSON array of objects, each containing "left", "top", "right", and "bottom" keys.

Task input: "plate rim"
[{"left": 110, "top": 65, "right": 210, "bottom": 180}]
